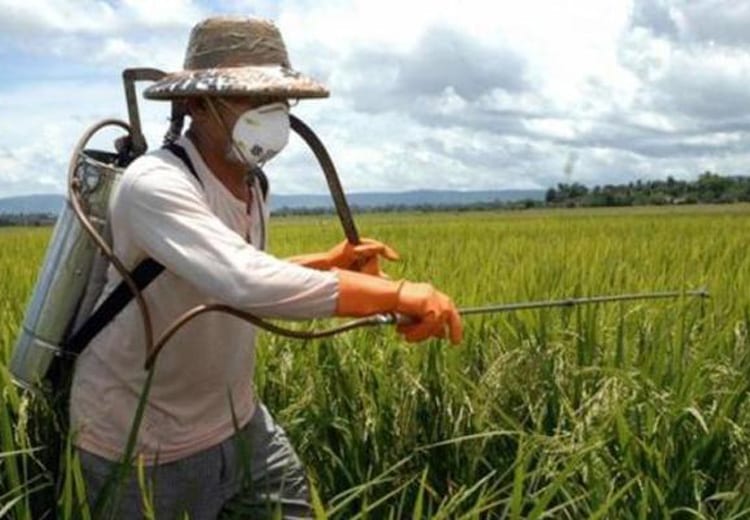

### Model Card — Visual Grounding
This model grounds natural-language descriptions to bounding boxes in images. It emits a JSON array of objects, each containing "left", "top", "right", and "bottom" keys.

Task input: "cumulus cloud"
[
  {"left": 0, "top": 0, "right": 749, "bottom": 197},
  {"left": 672, "top": 1, "right": 750, "bottom": 47},
  {"left": 0, "top": 0, "right": 199, "bottom": 70},
  {"left": 631, "top": 0, "right": 679, "bottom": 39},
  {"left": 652, "top": 49, "right": 750, "bottom": 120},
  {"left": 334, "top": 26, "right": 528, "bottom": 117}
]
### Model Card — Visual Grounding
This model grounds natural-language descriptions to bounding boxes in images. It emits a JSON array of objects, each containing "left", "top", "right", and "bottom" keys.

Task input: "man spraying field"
[{"left": 68, "top": 16, "right": 462, "bottom": 519}]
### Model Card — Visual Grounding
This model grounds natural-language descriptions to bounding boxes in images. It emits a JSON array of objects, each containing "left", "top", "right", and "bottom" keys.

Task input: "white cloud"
[
  {"left": 1, "top": 0, "right": 749, "bottom": 198},
  {"left": 671, "top": 1, "right": 750, "bottom": 46},
  {"left": 0, "top": 0, "right": 200, "bottom": 35}
]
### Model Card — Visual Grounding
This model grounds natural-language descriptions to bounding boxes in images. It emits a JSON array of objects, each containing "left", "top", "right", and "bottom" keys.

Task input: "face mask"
[{"left": 230, "top": 102, "right": 290, "bottom": 166}]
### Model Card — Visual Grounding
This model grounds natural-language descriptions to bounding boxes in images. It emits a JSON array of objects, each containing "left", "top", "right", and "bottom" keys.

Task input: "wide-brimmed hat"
[{"left": 144, "top": 16, "right": 328, "bottom": 100}]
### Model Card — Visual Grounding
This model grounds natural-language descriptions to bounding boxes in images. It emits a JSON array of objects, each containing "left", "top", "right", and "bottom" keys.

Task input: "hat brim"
[{"left": 143, "top": 65, "right": 329, "bottom": 100}]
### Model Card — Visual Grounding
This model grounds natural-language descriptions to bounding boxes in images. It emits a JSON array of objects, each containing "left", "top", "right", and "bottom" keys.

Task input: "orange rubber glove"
[
  {"left": 335, "top": 270, "right": 462, "bottom": 344},
  {"left": 288, "top": 238, "right": 399, "bottom": 277}
]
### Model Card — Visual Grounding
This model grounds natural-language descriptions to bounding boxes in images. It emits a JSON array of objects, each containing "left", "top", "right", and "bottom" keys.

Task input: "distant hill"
[
  {"left": 0, "top": 194, "right": 66, "bottom": 215},
  {"left": 0, "top": 190, "right": 544, "bottom": 215}
]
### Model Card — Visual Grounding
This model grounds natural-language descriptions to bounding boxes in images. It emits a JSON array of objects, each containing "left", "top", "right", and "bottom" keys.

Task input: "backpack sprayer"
[{"left": 9, "top": 68, "right": 710, "bottom": 390}]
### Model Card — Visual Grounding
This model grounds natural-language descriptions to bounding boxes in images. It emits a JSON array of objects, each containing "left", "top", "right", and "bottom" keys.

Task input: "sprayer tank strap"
[
  {"left": 64, "top": 144, "right": 203, "bottom": 356},
  {"left": 164, "top": 142, "right": 201, "bottom": 185},
  {"left": 65, "top": 143, "right": 270, "bottom": 355}
]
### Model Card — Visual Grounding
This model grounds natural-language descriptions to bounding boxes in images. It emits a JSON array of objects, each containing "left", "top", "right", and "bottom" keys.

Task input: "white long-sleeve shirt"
[{"left": 70, "top": 136, "right": 338, "bottom": 463}]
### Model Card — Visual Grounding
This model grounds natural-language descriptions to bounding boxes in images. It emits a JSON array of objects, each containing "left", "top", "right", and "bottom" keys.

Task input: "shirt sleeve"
[{"left": 118, "top": 163, "right": 339, "bottom": 319}]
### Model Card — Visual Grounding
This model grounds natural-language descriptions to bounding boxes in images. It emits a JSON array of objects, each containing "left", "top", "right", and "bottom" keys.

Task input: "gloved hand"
[
  {"left": 288, "top": 238, "right": 399, "bottom": 277},
  {"left": 335, "top": 270, "right": 462, "bottom": 344}
]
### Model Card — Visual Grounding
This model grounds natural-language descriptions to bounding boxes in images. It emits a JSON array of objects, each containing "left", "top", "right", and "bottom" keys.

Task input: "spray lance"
[
  {"left": 9, "top": 68, "right": 710, "bottom": 389},
  {"left": 141, "top": 102, "right": 711, "bottom": 368}
]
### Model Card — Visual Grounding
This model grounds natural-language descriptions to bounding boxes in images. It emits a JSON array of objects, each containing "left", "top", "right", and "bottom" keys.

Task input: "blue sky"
[{"left": 2, "top": 0, "right": 750, "bottom": 197}]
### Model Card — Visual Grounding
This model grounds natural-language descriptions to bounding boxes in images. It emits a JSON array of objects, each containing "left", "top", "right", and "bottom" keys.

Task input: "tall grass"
[{"left": 2, "top": 206, "right": 750, "bottom": 518}]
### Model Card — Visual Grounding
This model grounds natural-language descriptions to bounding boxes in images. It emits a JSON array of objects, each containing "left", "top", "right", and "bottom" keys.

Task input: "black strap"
[
  {"left": 255, "top": 168, "right": 269, "bottom": 200},
  {"left": 64, "top": 143, "right": 203, "bottom": 356},
  {"left": 64, "top": 259, "right": 165, "bottom": 354},
  {"left": 164, "top": 142, "right": 202, "bottom": 186}
]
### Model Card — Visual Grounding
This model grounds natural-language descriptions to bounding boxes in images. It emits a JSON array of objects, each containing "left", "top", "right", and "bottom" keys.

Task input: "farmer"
[{"left": 69, "top": 16, "right": 462, "bottom": 519}]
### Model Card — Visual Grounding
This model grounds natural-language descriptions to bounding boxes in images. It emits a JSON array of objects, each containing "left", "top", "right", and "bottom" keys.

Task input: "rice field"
[{"left": 2, "top": 205, "right": 750, "bottom": 518}]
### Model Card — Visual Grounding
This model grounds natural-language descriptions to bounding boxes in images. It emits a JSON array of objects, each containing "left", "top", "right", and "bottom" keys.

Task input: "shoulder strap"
[
  {"left": 64, "top": 259, "right": 165, "bottom": 354},
  {"left": 164, "top": 142, "right": 203, "bottom": 187},
  {"left": 64, "top": 143, "right": 204, "bottom": 356}
]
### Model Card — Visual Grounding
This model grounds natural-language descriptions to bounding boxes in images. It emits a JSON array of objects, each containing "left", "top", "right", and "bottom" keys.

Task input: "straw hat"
[{"left": 144, "top": 16, "right": 328, "bottom": 100}]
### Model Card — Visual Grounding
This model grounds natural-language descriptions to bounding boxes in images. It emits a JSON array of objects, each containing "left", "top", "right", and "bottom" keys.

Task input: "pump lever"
[{"left": 122, "top": 68, "right": 167, "bottom": 160}]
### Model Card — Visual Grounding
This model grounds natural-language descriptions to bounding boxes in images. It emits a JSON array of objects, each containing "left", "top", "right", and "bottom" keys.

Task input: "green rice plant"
[{"left": 2, "top": 205, "right": 750, "bottom": 518}]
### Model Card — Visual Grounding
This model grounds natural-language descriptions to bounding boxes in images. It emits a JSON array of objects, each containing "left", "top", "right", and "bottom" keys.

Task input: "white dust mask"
[{"left": 231, "top": 102, "right": 290, "bottom": 166}]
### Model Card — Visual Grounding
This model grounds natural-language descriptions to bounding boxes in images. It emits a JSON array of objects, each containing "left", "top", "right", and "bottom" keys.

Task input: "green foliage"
[
  {"left": 547, "top": 172, "right": 750, "bottom": 208},
  {"left": 0, "top": 214, "right": 56, "bottom": 228},
  {"left": 2, "top": 206, "right": 750, "bottom": 518}
]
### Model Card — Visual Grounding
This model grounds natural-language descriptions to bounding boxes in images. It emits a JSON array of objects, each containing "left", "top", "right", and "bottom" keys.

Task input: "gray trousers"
[{"left": 79, "top": 404, "right": 312, "bottom": 520}]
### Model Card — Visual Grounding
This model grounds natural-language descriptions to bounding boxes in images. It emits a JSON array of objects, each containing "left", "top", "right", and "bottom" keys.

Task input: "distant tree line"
[
  {"left": 2, "top": 172, "right": 749, "bottom": 225},
  {"left": 0, "top": 213, "right": 57, "bottom": 227},
  {"left": 545, "top": 172, "right": 750, "bottom": 208},
  {"left": 272, "top": 199, "right": 542, "bottom": 217}
]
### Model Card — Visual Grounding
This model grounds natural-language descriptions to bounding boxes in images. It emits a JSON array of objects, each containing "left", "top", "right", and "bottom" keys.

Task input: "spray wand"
[
  {"left": 67, "top": 69, "right": 711, "bottom": 371},
  {"left": 142, "top": 115, "right": 710, "bottom": 367}
]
